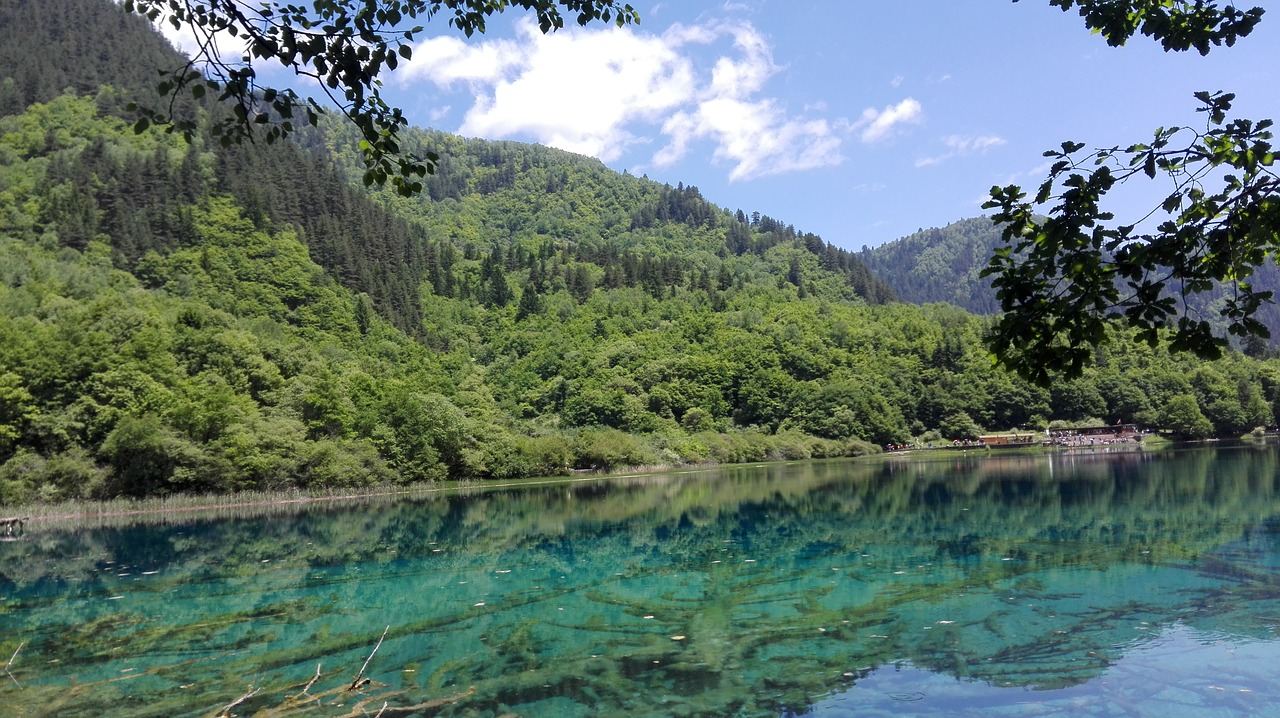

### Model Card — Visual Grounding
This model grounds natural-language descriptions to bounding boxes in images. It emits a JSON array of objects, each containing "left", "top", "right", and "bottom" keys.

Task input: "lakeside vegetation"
[{"left": 3, "top": 0, "right": 1280, "bottom": 505}]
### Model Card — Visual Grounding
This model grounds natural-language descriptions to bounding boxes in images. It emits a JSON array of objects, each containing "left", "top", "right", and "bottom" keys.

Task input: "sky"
[{"left": 162, "top": 1, "right": 1280, "bottom": 251}]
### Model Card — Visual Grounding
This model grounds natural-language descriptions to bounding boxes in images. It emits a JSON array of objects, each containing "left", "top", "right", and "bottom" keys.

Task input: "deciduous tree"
[{"left": 985, "top": 1, "right": 1272, "bottom": 383}]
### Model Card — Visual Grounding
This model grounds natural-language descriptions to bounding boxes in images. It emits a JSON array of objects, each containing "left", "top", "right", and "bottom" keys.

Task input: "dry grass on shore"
[{"left": 6, "top": 485, "right": 446, "bottom": 528}]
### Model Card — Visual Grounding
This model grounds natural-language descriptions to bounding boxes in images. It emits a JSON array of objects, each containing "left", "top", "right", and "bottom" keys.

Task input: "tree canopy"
[{"left": 1027, "top": 0, "right": 1262, "bottom": 54}]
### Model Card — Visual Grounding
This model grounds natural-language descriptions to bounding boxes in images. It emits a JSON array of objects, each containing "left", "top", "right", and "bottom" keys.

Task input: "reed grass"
[
  {"left": 9, "top": 484, "right": 446, "bottom": 528},
  {"left": 6, "top": 445, "right": 889, "bottom": 530}
]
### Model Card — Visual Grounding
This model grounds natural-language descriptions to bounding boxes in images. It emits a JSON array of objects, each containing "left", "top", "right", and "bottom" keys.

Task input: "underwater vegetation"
[{"left": 1, "top": 447, "right": 1279, "bottom": 716}]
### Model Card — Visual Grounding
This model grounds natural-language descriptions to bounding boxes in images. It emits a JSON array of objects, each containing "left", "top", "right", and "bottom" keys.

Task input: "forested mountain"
[
  {"left": 865, "top": 216, "right": 1280, "bottom": 355},
  {"left": 0, "top": 0, "right": 190, "bottom": 118},
  {"left": 307, "top": 119, "right": 898, "bottom": 308},
  {"left": 3, "top": 0, "right": 1280, "bottom": 504},
  {"left": 861, "top": 217, "right": 1003, "bottom": 314}
]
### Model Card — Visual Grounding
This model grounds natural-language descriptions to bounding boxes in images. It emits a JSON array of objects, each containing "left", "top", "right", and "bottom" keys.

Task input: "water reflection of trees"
[{"left": 2, "top": 447, "right": 1279, "bottom": 716}]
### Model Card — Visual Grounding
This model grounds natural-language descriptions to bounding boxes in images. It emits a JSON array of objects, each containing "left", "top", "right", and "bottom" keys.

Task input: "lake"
[{"left": 2, "top": 445, "right": 1279, "bottom": 717}]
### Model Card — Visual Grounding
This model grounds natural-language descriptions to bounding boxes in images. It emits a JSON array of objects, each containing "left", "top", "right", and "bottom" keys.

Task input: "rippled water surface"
[{"left": 3, "top": 445, "right": 1280, "bottom": 716}]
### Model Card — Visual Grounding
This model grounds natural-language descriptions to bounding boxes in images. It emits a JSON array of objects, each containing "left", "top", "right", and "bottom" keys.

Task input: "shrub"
[
  {"left": 680, "top": 407, "right": 714, "bottom": 433},
  {"left": 771, "top": 431, "right": 814, "bottom": 460},
  {"left": 939, "top": 411, "right": 981, "bottom": 441},
  {"left": 572, "top": 428, "right": 657, "bottom": 470},
  {"left": 99, "top": 414, "right": 214, "bottom": 497},
  {"left": 0, "top": 448, "right": 112, "bottom": 504},
  {"left": 299, "top": 438, "right": 393, "bottom": 487},
  {"left": 517, "top": 434, "right": 574, "bottom": 477},
  {"left": 477, "top": 431, "right": 529, "bottom": 479}
]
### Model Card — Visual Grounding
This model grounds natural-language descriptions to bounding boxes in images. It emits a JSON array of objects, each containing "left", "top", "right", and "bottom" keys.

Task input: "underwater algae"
[{"left": 2, "top": 447, "right": 1280, "bottom": 716}]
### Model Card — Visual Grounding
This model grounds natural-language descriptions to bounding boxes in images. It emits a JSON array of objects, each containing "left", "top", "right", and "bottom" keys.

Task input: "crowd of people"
[
  {"left": 1047, "top": 429, "right": 1142, "bottom": 447},
  {"left": 885, "top": 426, "right": 1144, "bottom": 452},
  {"left": 884, "top": 439, "right": 986, "bottom": 452}
]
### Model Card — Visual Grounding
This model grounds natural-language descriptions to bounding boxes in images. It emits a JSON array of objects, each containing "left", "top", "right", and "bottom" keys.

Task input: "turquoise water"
[{"left": 2, "top": 445, "right": 1280, "bottom": 716}]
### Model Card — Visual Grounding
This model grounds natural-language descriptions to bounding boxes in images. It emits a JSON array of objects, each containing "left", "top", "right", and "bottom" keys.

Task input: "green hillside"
[
  {"left": 860, "top": 217, "right": 1003, "bottom": 314},
  {"left": 0, "top": 0, "right": 191, "bottom": 117},
  {"left": 3, "top": 0, "right": 1280, "bottom": 504}
]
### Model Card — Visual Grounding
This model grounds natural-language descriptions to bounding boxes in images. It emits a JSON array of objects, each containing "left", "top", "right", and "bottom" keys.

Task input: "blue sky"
[{"left": 164, "top": 1, "right": 1280, "bottom": 250}]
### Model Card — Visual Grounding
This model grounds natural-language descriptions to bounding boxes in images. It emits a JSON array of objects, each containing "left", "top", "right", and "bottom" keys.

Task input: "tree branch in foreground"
[
  {"left": 123, "top": 1, "right": 638, "bottom": 196},
  {"left": 982, "top": 91, "right": 1278, "bottom": 384}
]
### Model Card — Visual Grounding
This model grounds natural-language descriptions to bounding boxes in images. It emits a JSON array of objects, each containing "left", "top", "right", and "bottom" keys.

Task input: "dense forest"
[
  {"left": 860, "top": 217, "right": 1005, "bottom": 315},
  {"left": 2, "top": 0, "right": 1280, "bottom": 504}
]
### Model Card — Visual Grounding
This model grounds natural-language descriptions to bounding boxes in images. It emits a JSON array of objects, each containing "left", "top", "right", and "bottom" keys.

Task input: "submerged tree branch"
[{"left": 348, "top": 625, "right": 389, "bottom": 691}]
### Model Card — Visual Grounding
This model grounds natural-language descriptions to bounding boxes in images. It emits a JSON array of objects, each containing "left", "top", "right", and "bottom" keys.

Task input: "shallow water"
[{"left": 2, "top": 445, "right": 1279, "bottom": 716}]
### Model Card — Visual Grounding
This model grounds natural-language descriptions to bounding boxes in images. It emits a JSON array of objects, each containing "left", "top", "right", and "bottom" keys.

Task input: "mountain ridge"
[{"left": 864, "top": 214, "right": 1280, "bottom": 353}]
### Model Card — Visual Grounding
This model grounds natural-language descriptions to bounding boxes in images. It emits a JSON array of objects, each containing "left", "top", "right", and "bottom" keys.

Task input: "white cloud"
[
  {"left": 1024, "top": 160, "right": 1053, "bottom": 177},
  {"left": 708, "top": 23, "right": 773, "bottom": 97},
  {"left": 403, "top": 20, "right": 696, "bottom": 161},
  {"left": 150, "top": 9, "right": 246, "bottom": 62},
  {"left": 994, "top": 159, "right": 1054, "bottom": 187},
  {"left": 467, "top": 25, "right": 696, "bottom": 160},
  {"left": 915, "top": 134, "right": 1006, "bottom": 167},
  {"left": 157, "top": 21, "right": 200, "bottom": 57},
  {"left": 651, "top": 22, "right": 843, "bottom": 179},
  {"left": 400, "top": 36, "right": 523, "bottom": 88},
  {"left": 853, "top": 98, "right": 923, "bottom": 143},
  {"left": 657, "top": 98, "right": 842, "bottom": 180},
  {"left": 890, "top": 74, "right": 904, "bottom": 88},
  {"left": 960, "top": 135, "right": 1006, "bottom": 152},
  {"left": 399, "top": 17, "right": 844, "bottom": 180}
]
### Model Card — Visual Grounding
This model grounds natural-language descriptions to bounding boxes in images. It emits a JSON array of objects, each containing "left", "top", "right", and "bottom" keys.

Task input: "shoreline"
[
  {"left": 1, "top": 460, "right": 755, "bottom": 527},
  {"left": 0, "top": 438, "right": 1200, "bottom": 528}
]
